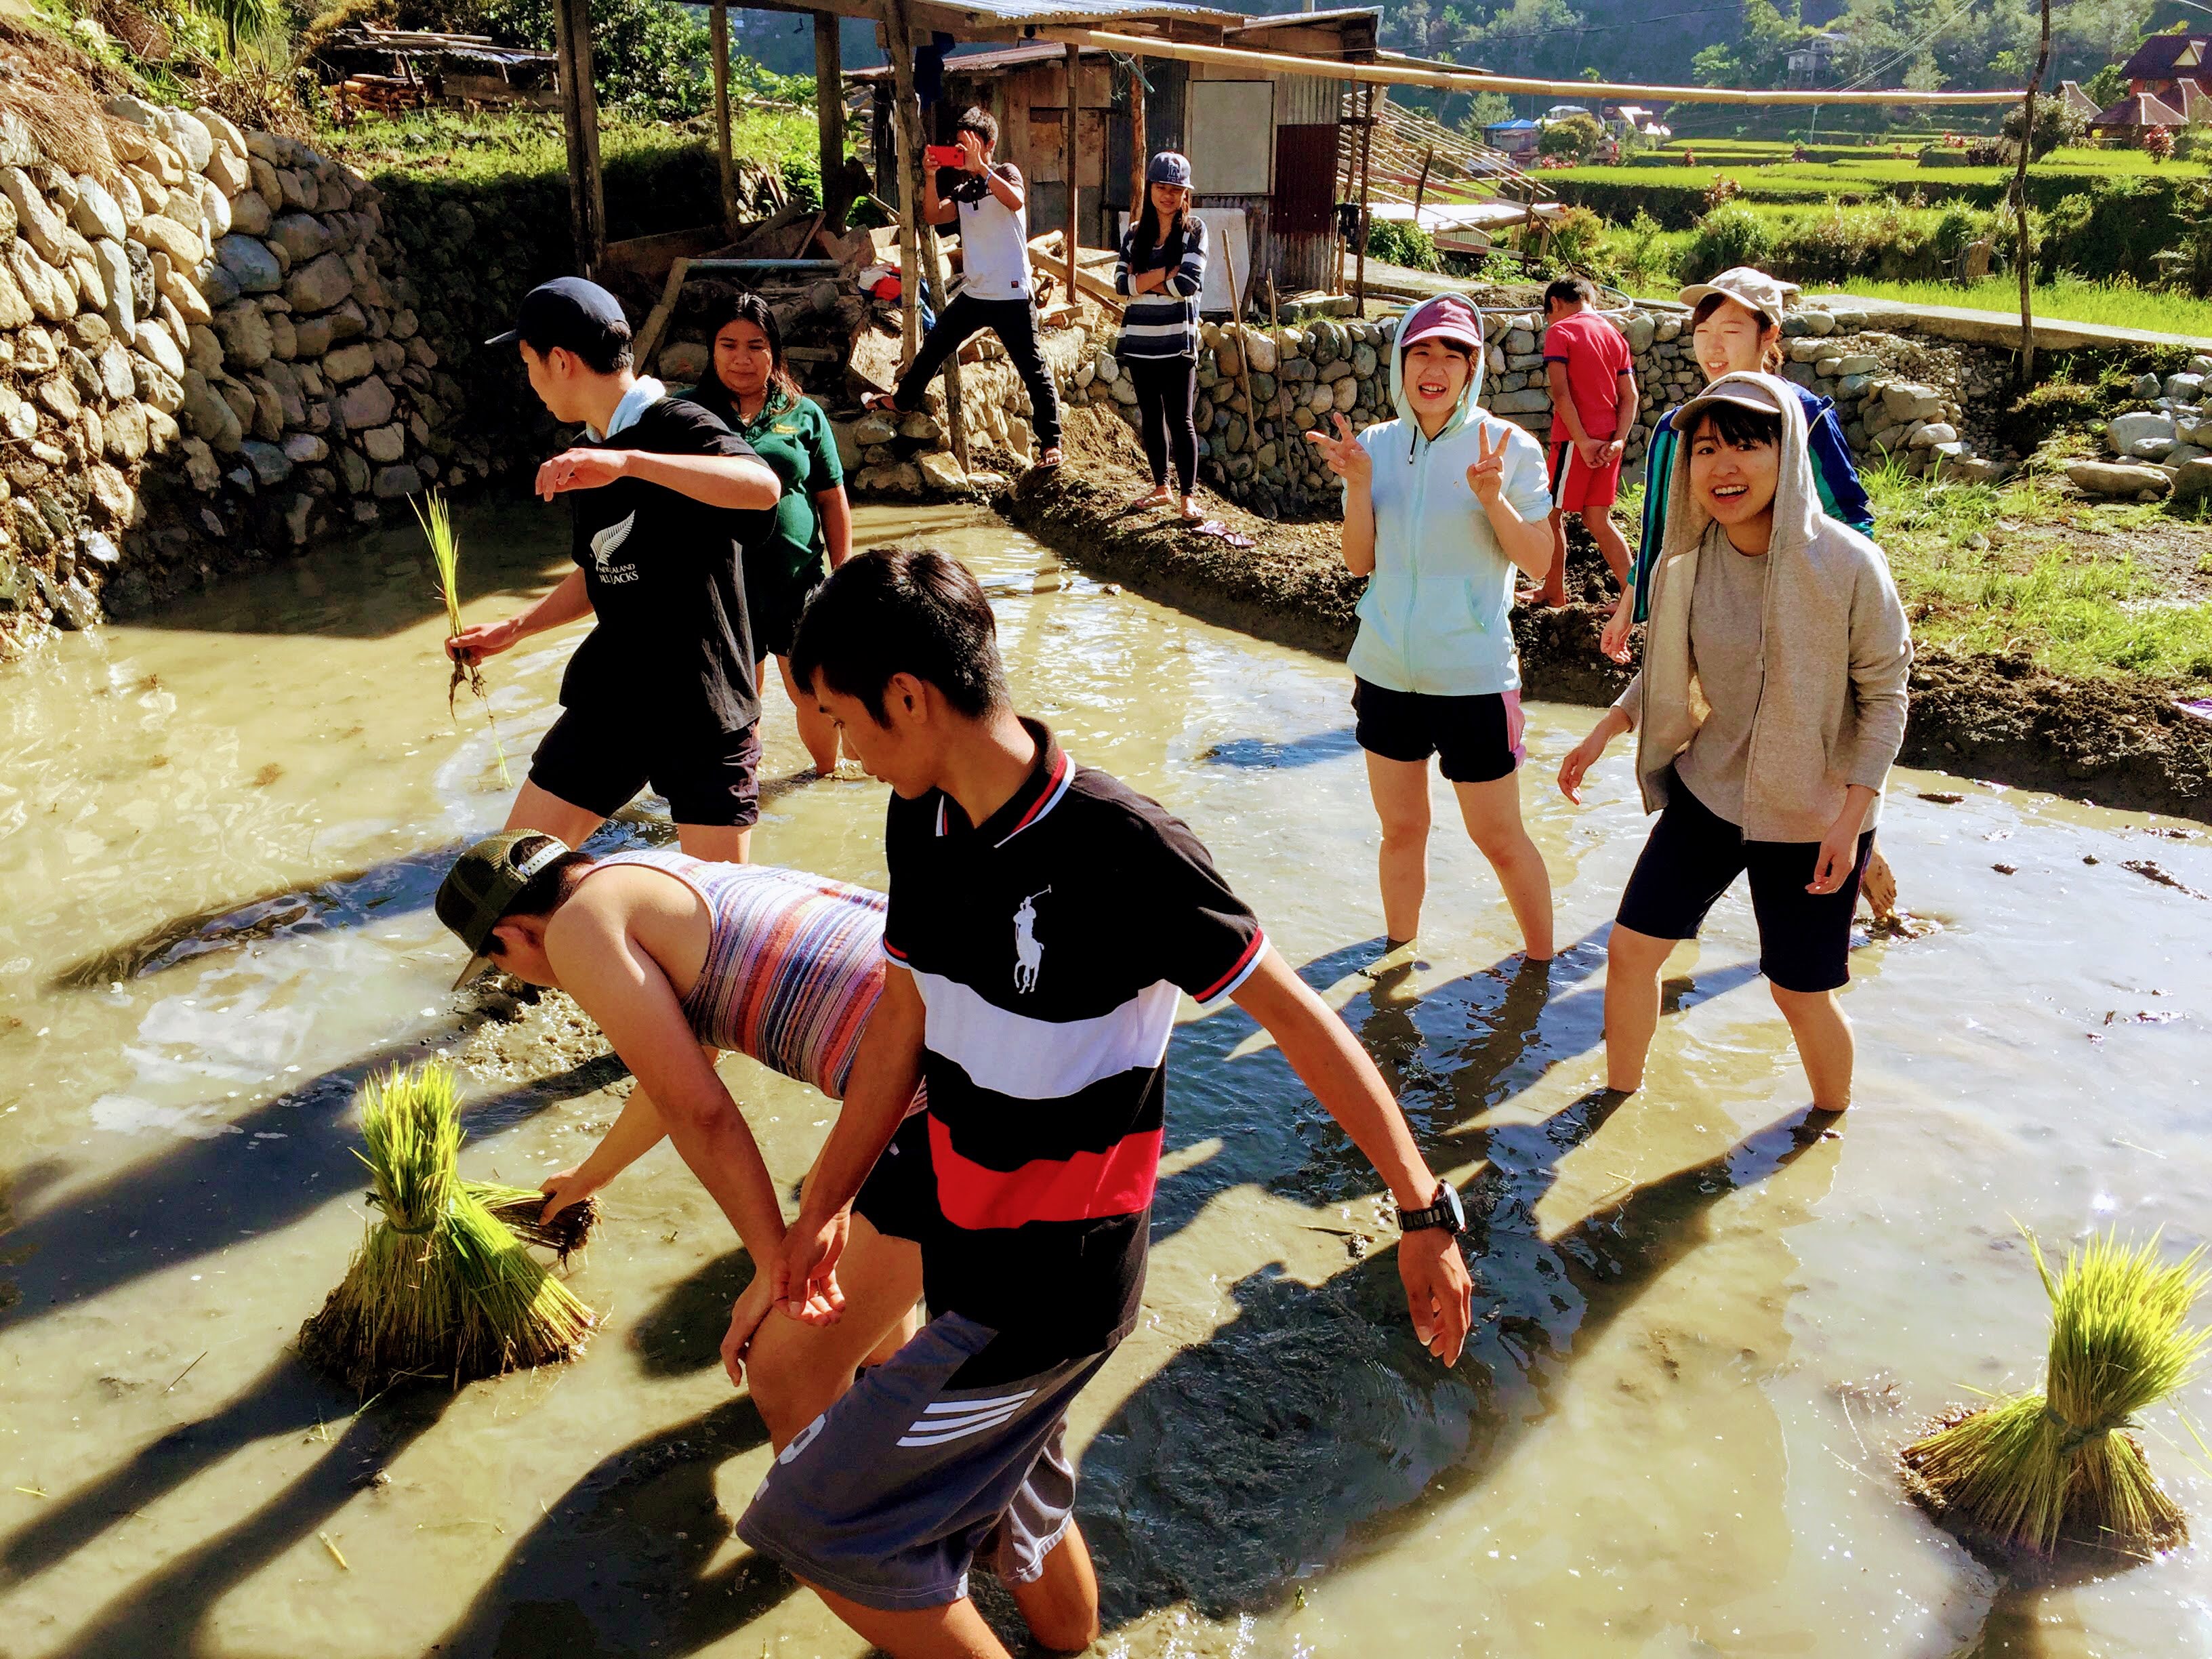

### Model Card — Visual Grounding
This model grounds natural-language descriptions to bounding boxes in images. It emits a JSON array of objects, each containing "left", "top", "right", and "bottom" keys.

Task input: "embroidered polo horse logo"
[{"left": 1012, "top": 888, "right": 1051, "bottom": 994}]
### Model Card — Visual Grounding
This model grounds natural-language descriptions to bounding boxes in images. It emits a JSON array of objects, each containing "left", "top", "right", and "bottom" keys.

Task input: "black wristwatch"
[{"left": 1397, "top": 1181, "right": 1465, "bottom": 1236}]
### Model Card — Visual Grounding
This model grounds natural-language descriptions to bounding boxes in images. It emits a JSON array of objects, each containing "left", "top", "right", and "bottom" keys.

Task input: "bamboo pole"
[
  {"left": 1412, "top": 143, "right": 1433, "bottom": 219},
  {"left": 1128, "top": 54, "right": 1146, "bottom": 233},
  {"left": 1353, "top": 82, "right": 1375, "bottom": 309},
  {"left": 711, "top": 3, "right": 738, "bottom": 239},
  {"left": 880, "top": 0, "right": 922, "bottom": 363},
  {"left": 2015, "top": 0, "right": 2052, "bottom": 388},
  {"left": 1036, "top": 29, "right": 2026, "bottom": 108},
  {"left": 1221, "top": 222, "right": 1257, "bottom": 459},
  {"left": 816, "top": 12, "right": 845, "bottom": 224},
  {"left": 1064, "top": 43, "right": 1080, "bottom": 306},
  {"left": 551, "top": 0, "right": 605, "bottom": 274}
]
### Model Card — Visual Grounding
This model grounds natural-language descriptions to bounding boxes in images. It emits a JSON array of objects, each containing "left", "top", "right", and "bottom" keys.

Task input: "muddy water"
[{"left": 3, "top": 499, "right": 2210, "bottom": 1659}]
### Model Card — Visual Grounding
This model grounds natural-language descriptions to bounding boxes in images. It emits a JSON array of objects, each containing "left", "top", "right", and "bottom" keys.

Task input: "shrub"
[
  {"left": 1539, "top": 113, "right": 1603, "bottom": 164},
  {"left": 1364, "top": 216, "right": 1441, "bottom": 272},
  {"left": 2156, "top": 180, "right": 2212, "bottom": 299},
  {"left": 1612, "top": 207, "right": 1675, "bottom": 289},
  {"left": 1702, "top": 173, "right": 1742, "bottom": 210},
  {"left": 2002, "top": 99, "right": 2087, "bottom": 160},
  {"left": 2145, "top": 127, "right": 2175, "bottom": 163},
  {"left": 1679, "top": 201, "right": 1775, "bottom": 282},
  {"left": 1544, "top": 204, "right": 1610, "bottom": 269}
]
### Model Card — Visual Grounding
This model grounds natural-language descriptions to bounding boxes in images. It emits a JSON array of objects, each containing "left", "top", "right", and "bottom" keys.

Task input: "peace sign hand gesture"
[
  {"left": 1467, "top": 421, "right": 1507, "bottom": 509},
  {"left": 1303, "top": 412, "right": 1370, "bottom": 489}
]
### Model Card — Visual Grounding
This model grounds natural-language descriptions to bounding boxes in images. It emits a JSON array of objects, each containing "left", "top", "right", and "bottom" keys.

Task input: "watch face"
[{"left": 1440, "top": 1183, "right": 1466, "bottom": 1231}]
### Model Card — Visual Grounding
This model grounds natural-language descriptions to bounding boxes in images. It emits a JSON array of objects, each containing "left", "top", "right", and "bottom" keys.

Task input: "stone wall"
[
  {"left": 845, "top": 297, "right": 2007, "bottom": 512},
  {"left": 0, "top": 94, "right": 452, "bottom": 640}
]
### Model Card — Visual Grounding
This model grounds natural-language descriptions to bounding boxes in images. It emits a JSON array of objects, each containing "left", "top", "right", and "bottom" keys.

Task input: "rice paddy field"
[{"left": 1, "top": 500, "right": 2210, "bottom": 1658}]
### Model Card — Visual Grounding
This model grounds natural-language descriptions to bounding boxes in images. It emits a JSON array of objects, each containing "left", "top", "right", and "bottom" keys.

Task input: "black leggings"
[
  {"left": 1126, "top": 356, "right": 1198, "bottom": 496},
  {"left": 893, "top": 291, "right": 1062, "bottom": 451}
]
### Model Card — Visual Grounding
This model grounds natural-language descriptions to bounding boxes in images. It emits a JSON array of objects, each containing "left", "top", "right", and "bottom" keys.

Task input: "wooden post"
[
  {"left": 2014, "top": 0, "right": 2052, "bottom": 388},
  {"left": 1412, "top": 144, "right": 1434, "bottom": 219},
  {"left": 1221, "top": 225, "right": 1257, "bottom": 456},
  {"left": 881, "top": 0, "right": 922, "bottom": 364},
  {"left": 1352, "top": 81, "right": 1376, "bottom": 310},
  {"left": 918, "top": 216, "right": 970, "bottom": 471},
  {"left": 711, "top": 3, "right": 738, "bottom": 239},
  {"left": 815, "top": 12, "right": 844, "bottom": 220},
  {"left": 552, "top": 0, "right": 605, "bottom": 275},
  {"left": 1128, "top": 54, "right": 1147, "bottom": 234},
  {"left": 1064, "top": 43, "right": 1080, "bottom": 305}
]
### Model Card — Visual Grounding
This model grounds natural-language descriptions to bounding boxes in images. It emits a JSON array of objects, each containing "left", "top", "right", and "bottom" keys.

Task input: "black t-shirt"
[
  {"left": 882, "top": 719, "right": 1268, "bottom": 1383},
  {"left": 559, "top": 395, "right": 762, "bottom": 737}
]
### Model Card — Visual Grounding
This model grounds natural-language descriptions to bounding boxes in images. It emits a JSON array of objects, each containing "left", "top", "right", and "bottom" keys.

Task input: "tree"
[
  {"left": 1461, "top": 89, "right": 1515, "bottom": 132},
  {"left": 2082, "top": 61, "right": 2127, "bottom": 110},
  {"left": 1538, "top": 112, "right": 1604, "bottom": 160},
  {"left": 2003, "top": 94, "right": 2087, "bottom": 155}
]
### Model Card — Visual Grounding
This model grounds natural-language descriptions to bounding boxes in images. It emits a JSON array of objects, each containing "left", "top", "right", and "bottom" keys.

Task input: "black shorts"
[
  {"left": 1615, "top": 773, "right": 1875, "bottom": 994},
  {"left": 529, "top": 707, "right": 762, "bottom": 827},
  {"left": 1352, "top": 677, "right": 1526, "bottom": 784},
  {"left": 748, "top": 563, "right": 825, "bottom": 661},
  {"left": 853, "top": 1108, "right": 933, "bottom": 1244}
]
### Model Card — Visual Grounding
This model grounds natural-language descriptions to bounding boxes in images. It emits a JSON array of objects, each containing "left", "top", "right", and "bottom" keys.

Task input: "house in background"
[
  {"left": 2088, "top": 88, "right": 2188, "bottom": 141},
  {"left": 857, "top": 7, "right": 1378, "bottom": 297},
  {"left": 1483, "top": 117, "right": 1540, "bottom": 161},
  {"left": 2058, "top": 80, "right": 2102, "bottom": 121},
  {"left": 2116, "top": 31, "right": 2211, "bottom": 110},
  {"left": 1785, "top": 30, "right": 1845, "bottom": 89}
]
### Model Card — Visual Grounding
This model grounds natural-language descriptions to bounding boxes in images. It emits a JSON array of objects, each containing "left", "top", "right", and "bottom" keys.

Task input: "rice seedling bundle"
[
  {"left": 468, "top": 1181, "right": 599, "bottom": 1263},
  {"left": 298, "top": 1062, "right": 594, "bottom": 1393},
  {"left": 416, "top": 489, "right": 512, "bottom": 786},
  {"left": 1900, "top": 1229, "right": 2208, "bottom": 1558}
]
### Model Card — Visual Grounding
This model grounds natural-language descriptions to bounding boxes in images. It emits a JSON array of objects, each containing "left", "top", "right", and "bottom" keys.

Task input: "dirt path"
[{"left": 998, "top": 409, "right": 2212, "bottom": 825}]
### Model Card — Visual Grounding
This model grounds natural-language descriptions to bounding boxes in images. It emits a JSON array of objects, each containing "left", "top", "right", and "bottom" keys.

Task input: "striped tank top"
[{"left": 588, "top": 848, "right": 894, "bottom": 1102}]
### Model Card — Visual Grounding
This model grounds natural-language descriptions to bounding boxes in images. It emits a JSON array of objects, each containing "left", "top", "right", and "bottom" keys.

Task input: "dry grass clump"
[
  {"left": 1900, "top": 1229, "right": 2208, "bottom": 1559},
  {"left": 0, "top": 17, "right": 125, "bottom": 179},
  {"left": 298, "top": 1062, "right": 595, "bottom": 1394}
]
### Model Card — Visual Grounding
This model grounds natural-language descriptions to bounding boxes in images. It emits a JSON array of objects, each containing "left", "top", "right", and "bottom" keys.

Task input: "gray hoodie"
[{"left": 1612, "top": 371, "right": 1912, "bottom": 843}]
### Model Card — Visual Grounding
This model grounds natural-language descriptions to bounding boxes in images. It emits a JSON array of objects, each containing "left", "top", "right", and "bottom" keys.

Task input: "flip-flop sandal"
[
  {"left": 860, "top": 392, "right": 901, "bottom": 413},
  {"left": 1125, "top": 489, "right": 1174, "bottom": 513},
  {"left": 1187, "top": 519, "right": 1256, "bottom": 548},
  {"left": 1033, "top": 448, "right": 1063, "bottom": 470}
]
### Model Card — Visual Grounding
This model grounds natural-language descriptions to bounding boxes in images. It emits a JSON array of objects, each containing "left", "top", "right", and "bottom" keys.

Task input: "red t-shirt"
[{"left": 1542, "top": 310, "right": 1633, "bottom": 442}]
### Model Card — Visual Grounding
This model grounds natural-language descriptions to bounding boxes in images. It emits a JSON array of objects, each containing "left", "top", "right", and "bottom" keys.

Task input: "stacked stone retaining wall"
[{"left": 0, "top": 93, "right": 457, "bottom": 642}]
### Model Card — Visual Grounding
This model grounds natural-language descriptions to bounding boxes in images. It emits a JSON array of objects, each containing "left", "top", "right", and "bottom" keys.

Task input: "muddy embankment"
[{"left": 999, "top": 407, "right": 2212, "bottom": 825}]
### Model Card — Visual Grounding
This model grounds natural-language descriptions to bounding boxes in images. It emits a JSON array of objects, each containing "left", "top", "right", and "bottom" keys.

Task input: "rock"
[
  {"left": 71, "top": 176, "right": 127, "bottom": 244},
  {"left": 1093, "top": 352, "right": 1120, "bottom": 385},
  {"left": 830, "top": 420, "right": 863, "bottom": 472},
  {"left": 89, "top": 240, "right": 134, "bottom": 342},
  {"left": 1835, "top": 354, "right": 1881, "bottom": 375},
  {"left": 916, "top": 449, "right": 968, "bottom": 492},
  {"left": 335, "top": 445, "right": 369, "bottom": 494},
  {"left": 363, "top": 422, "right": 406, "bottom": 463},
  {"left": 180, "top": 369, "right": 242, "bottom": 451},
  {"left": 34, "top": 375, "right": 77, "bottom": 420},
  {"left": 1908, "top": 422, "right": 1957, "bottom": 449},
  {"left": 1490, "top": 388, "right": 1550, "bottom": 414},
  {"left": 337, "top": 374, "right": 395, "bottom": 430},
  {"left": 178, "top": 435, "right": 220, "bottom": 491},
  {"left": 239, "top": 439, "right": 292, "bottom": 486},
  {"left": 2129, "top": 436, "right": 2177, "bottom": 462},
  {"left": 1801, "top": 309, "right": 1837, "bottom": 335},
  {"left": 282, "top": 430, "right": 328, "bottom": 465},
  {"left": 266, "top": 310, "right": 295, "bottom": 361},
  {"left": 2132, "top": 372, "right": 2164, "bottom": 400},
  {"left": 323, "top": 340, "right": 376, "bottom": 383},
  {"left": 0, "top": 168, "right": 74, "bottom": 268},
  {"left": 0, "top": 261, "right": 33, "bottom": 331},
  {"left": 155, "top": 259, "right": 209, "bottom": 327},
  {"left": 292, "top": 313, "right": 335, "bottom": 357},
  {"left": 851, "top": 413, "right": 897, "bottom": 447},
  {"left": 2066, "top": 459, "right": 2170, "bottom": 498},
  {"left": 45, "top": 572, "right": 97, "bottom": 630},
  {"left": 403, "top": 336, "right": 438, "bottom": 370},
  {"left": 228, "top": 189, "right": 271, "bottom": 239},
  {"left": 1879, "top": 383, "right": 1944, "bottom": 423},
  {"left": 267, "top": 211, "right": 330, "bottom": 265},
  {"left": 132, "top": 354, "right": 184, "bottom": 413},
  {"left": 184, "top": 321, "right": 222, "bottom": 376},
  {"left": 285, "top": 251, "right": 352, "bottom": 313},
  {"left": 8, "top": 241, "right": 70, "bottom": 324},
  {"left": 1244, "top": 333, "right": 1277, "bottom": 373},
  {"left": 215, "top": 303, "right": 273, "bottom": 369},
  {"left": 655, "top": 340, "right": 707, "bottom": 384},
  {"left": 2107, "top": 410, "right": 2176, "bottom": 453},
  {"left": 2172, "top": 457, "right": 2212, "bottom": 502},
  {"left": 131, "top": 213, "right": 203, "bottom": 269},
  {"left": 96, "top": 342, "right": 134, "bottom": 401},
  {"left": 897, "top": 411, "right": 941, "bottom": 443},
  {"left": 1351, "top": 343, "right": 1377, "bottom": 377},
  {"left": 371, "top": 462, "right": 422, "bottom": 499},
  {"left": 213, "top": 233, "right": 281, "bottom": 295},
  {"left": 102, "top": 399, "right": 149, "bottom": 464}
]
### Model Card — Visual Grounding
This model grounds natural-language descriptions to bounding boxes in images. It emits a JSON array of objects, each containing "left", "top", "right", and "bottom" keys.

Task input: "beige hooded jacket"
[{"left": 1612, "top": 370, "right": 1912, "bottom": 844}]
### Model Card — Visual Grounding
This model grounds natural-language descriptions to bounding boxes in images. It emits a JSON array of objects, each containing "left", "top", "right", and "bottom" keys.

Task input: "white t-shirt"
[{"left": 958, "top": 164, "right": 1031, "bottom": 302}]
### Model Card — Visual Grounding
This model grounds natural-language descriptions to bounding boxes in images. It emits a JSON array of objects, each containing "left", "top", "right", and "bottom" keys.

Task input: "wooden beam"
[
  {"left": 815, "top": 12, "right": 844, "bottom": 207},
  {"left": 1128, "top": 53, "right": 1146, "bottom": 228},
  {"left": 1064, "top": 42, "right": 1080, "bottom": 305},
  {"left": 2015, "top": 0, "right": 2052, "bottom": 388},
  {"left": 881, "top": 0, "right": 923, "bottom": 364},
  {"left": 711, "top": 4, "right": 738, "bottom": 239},
  {"left": 551, "top": 0, "right": 605, "bottom": 274},
  {"left": 1352, "top": 80, "right": 1374, "bottom": 310},
  {"left": 1036, "top": 28, "right": 2028, "bottom": 106}
]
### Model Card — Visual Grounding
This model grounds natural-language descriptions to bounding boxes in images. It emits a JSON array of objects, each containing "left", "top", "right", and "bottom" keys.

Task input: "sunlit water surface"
[{"left": 1, "top": 499, "right": 2209, "bottom": 1658}]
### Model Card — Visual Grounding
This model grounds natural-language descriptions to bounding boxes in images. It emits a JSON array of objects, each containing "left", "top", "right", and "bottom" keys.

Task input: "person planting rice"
[
  {"left": 1305, "top": 293, "right": 1558, "bottom": 966},
  {"left": 1557, "top": 373, "right": 1911, "bottom": 1113},
  {"left": 1598, "top": 266, "right": 1898, "bottom": 920},
  {"left": 727, "top": 546, "right": 1473, "bottom": 1659},
  {"left": 430, "top": 830, "right": 927, "bottom": 1357},
  {"left": 447, "top": 278, "right": 783, "bottom": 863},
  {"left": 684, "top": 291, "right": 852, "bottom": 778}
]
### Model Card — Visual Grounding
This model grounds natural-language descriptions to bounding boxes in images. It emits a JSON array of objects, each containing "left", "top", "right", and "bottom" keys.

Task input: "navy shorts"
[
  {"left": 1615, "top": 773, "right": 1874, "bottom": 994},
  {"left": 737, "top": 1311, "right": 1111, "bottom": 1611},
  {"left": 1353, "top": 677, "right": 1526, "bottom": 784},
  {"left": 529, "top": 708, "right": 762, "bottom": 827}
]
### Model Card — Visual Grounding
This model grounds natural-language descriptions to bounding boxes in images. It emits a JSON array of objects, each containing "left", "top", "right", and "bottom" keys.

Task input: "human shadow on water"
[
  {"left": 1081, "top": 1101, "right": 1836, "bottom": 1622},
  {"left": 426, "top": 1251, "right": 799, "bottom": 1659},
  {"left": 0, "top": 1040, "right": 626, "bottom": 1335},
  {"left": 30, "top": 1369, "right": 451, "bottom": 1656},
  {"left": 1195, "top": 726, "right": 1362, "bottom": 772}
]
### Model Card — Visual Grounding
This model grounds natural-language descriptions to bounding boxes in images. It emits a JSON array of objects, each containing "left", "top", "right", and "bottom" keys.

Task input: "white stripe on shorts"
[
  {"left": 897, "top": 1406, "right": 1025, "bottom": 1448},
  {"left": 921, "top": 1389, "right": 1036, "bottom": 1416}
]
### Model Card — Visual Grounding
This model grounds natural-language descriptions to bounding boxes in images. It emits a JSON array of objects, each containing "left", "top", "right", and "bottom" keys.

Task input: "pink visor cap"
[{"left": 1397, "top": 293, "right": 1486, "bottom": 352}]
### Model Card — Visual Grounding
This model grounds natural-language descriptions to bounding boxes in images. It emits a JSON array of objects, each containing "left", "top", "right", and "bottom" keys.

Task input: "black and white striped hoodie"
[{"left": 1111, "top": 213, "right": 1209, "bottom": 361}]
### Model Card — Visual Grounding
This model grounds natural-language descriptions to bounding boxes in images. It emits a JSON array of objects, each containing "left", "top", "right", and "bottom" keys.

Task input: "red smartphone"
[{"left": 925, "top": 144, "right": 967, "bottom": 169}]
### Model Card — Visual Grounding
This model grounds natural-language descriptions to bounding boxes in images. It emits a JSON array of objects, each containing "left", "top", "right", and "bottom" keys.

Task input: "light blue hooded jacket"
[{"left": 1347, "top": 300, "right": 1554, "bottom": 697}]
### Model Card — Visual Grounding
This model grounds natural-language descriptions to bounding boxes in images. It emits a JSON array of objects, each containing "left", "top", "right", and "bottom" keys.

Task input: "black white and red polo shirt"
[{"left": 882, "top": 718, "right": 1267, "bottom": 1382}]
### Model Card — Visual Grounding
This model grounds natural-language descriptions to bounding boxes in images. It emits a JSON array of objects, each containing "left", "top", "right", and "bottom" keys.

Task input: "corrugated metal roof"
[
  {"left": 915, "top": 0, "right": 1246, "bottom": 26},
  {"left": 1232, "top": 7, "right": 1379, "bottom": 28}
]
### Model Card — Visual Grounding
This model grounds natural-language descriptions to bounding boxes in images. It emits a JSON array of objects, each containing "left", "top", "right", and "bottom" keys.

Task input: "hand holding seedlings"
[{"left": 417, "top": 490, "right": 512, "bottom": 787}]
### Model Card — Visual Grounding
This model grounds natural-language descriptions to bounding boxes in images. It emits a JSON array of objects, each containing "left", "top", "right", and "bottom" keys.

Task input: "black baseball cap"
[
  {"left": 485, "top": 276, "right": 632, "bottom": 352},
  {"left": 435, "top": 830, "right": 573, "bottom": 989}
]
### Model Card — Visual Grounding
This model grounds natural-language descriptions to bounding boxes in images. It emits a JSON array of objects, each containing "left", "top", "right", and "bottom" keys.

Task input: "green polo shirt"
[{"left": 686, "top": 382, "right": 844, "bottom": 590}]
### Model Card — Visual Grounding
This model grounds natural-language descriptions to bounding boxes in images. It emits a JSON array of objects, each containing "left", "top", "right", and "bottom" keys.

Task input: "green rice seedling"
[
  {"left": 467, "top": 1181, "right": 599, "bottom": 1263},
  {"left": 1900, "top": 1229, "right": 2208, "bottom": 1558},
  {"left": 298, "top": 1063, "right": 594, "bottom": 1394},
  {"left": 415, "top": 489, "right": 512, "bottom": 787}
]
